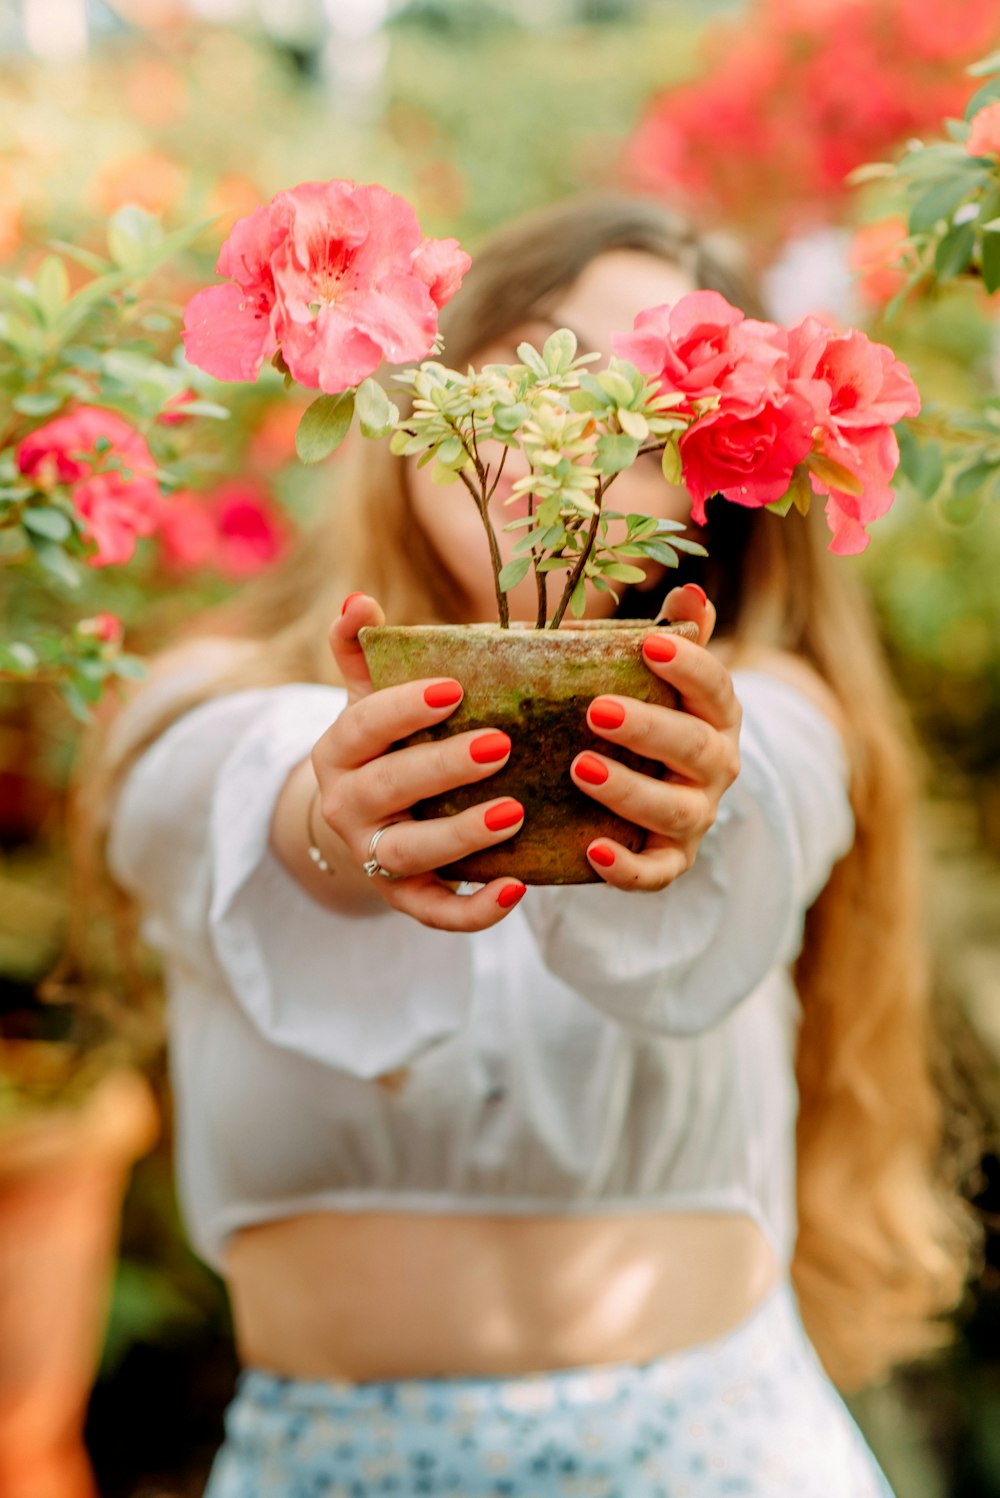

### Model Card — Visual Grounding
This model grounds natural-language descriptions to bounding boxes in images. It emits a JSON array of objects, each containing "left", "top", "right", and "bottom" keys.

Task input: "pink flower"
[
  {"left": 183, "top": 179, "right": 471, "bottom": 395},
  {"left": 787, "top": 318, "right": 920, "bottom": 554},
  {"left": 16, "top": 406, "right": 162, "bottom": 567},
  {"left": 967, "top": 101, "right": 1000, "bottom": 158},
  {"left": 158, "top": 481, "right": 288, "bottom": 579},
  {"left": 77, "top": 612, "right": 123, "bottom": 645},
  {"left": 679, "top": 390, "right": 817, "bottom": 520},
  {"left": 612, "top": 291, "right": 788, "bottom": 411}
]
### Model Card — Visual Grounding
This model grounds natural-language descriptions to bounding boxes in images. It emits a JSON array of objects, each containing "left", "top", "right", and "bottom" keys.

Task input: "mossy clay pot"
[{"left": 358, "top": 619, "right": 697, "bottom": 886}]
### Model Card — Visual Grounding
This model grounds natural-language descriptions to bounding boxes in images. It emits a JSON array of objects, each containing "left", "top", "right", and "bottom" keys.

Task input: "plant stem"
[
  {"left": 549, "top": 481, "right": 604, "bottom": 630},
  {"left": 458, "top": 466, "right": 509, "bottom": 628},
  {"left": 528, "top": 493, "right": 547, "bottom": 629}
]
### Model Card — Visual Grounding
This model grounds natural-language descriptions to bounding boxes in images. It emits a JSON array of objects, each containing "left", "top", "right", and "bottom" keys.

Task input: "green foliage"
[
  {"left": 0, "top": 209, "right": 226, "bottom": 716},
  {"left": 387, "top": 331, "right": 705, "bottom": 628}
]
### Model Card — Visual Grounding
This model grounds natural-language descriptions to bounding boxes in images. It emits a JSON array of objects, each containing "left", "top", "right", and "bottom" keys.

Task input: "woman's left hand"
[{"left": 571, "top": 584, "right": 741, "bottom": 891}]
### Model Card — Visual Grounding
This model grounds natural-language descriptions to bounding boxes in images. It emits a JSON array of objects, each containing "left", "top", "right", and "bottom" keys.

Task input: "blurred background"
[{"left": 1, "top": 0, "right": 999, "bottom": 1494}]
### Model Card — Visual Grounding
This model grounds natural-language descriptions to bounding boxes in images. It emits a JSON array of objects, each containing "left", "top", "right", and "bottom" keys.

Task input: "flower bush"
[
  {"left": 0, "top": 207, "right": 232, "bottom": 716},
  {"left": 185, "top": 180, "right": 920, "bottom": 628},
  {"left": 625, "top": 0, "right": 1000, "bottom": 245}
]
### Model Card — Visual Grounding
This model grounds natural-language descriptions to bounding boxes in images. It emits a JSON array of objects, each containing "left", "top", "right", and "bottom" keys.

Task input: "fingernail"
[
  {"left": 589, "top": 698, "right": 626, "bottom": 731},
  {"left": 682, "top": 583, "right": 707, "bottom": 605},
  {"left": 484, "top": 799, "right": 523, "bottom": 832},
  {"left": 588, "top": 843, "right": 616, "bottom": 868},
  {"left": 643, "top": 633, "right": 678, "bottom": 664},
  {"left": 497, "top": 881, "right": 526, "bottom": 909},
  {"left": 424, "top": 680, "right": 463, "bottom": 709},
  {"left": 341, "top": 591, "right": 365, "bottom": 615},
  {"left": 575, "top": 753, "right": 609, "bottom": 786},
  {"left": 470, "top": 731, "right": 511, "bottom": 764}
]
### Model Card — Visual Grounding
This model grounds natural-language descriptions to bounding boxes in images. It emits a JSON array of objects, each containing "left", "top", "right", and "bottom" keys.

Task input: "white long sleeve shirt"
[{"left": 107, "top": 670, "right": 853, "bottom": 1272}]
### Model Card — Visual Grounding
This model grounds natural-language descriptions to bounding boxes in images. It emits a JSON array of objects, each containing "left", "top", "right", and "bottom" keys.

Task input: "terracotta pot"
[
  {"left": 359, "top": 619, "right": 695, "bottom": 885},
  {"left": 0, "top": 1065, "right": 159, "bottom": 1498}
]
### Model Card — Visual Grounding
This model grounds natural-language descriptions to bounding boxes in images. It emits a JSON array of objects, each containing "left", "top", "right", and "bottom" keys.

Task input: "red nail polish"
[
  {"left": 575, "top": 753, "right": 609, "bottom": 786},
  {"left": 497, "top": 881, "right": 526, "bottom": 909},
  {"left": 470, "top": 731, "right": 511, "bottom": 764},
  {"left": 484, "top": 799, "right": 523, "bottom": 832},
  {"left": 341, "top": 591, "right": 365, "bottom": 615},
  {"left": 682, "top": 583, "right": 707, "bottom": 605},
  {"left": 424, "top": 680, "right": 463, "bottom": 709},
  {"left": 589, "top": 844, "right": 616, "bottom": 867},
  {"left": 589, "top": 698, "right": 626, "bottom": 730},
  {"left": 643, "top": 633, "right": 678, "bottom": 664}
]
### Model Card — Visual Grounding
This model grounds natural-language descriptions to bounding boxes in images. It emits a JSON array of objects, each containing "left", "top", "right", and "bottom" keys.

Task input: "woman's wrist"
[{"left": 271, "top": 759, "right": 387, "bottom": 915}]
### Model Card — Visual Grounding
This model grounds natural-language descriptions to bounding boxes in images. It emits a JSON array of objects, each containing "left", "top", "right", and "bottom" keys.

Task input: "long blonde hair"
[{"left": 92, "top": 194, "right": 975, "bottom": 1389}]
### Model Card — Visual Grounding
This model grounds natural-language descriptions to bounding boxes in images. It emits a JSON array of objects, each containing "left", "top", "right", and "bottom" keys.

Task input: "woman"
[{"left": 97, "top": 196, "right": 971, "bottom": 1496}]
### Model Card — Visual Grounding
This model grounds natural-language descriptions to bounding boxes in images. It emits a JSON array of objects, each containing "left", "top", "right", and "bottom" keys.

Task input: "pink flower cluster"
[
  {"left": 16, "top": 407, "right": 162, "bottom": 566},
  {"left": 613, "top": 291, "right": 920, "bottom": 554},
  {"left": 183, "top": 179, "right": 471, "bottom": 394},
  {"left": 157, "top": 480, "right": 289, "bottom": 579},
  {"left": 624, "top": 0, "right": 1000, "bottom": 241}
]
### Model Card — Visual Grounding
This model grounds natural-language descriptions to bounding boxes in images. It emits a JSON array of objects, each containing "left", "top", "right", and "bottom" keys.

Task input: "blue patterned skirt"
[{"left": 203, "top": 1281, "right": 893, "bottom": 1497}]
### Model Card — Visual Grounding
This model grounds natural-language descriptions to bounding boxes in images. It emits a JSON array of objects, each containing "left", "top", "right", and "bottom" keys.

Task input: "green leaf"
[
  {"left": 618, "top": 408, "right": 649, "bottom": 441},
  {"left": 295, "top": 392, "right": 355, "bottom": 463},
  {"left": 908, "top": 177, "right": 977, "bottom": 234},
  {"left": 355, "top": 376, "right": 397, "bottom": 438},
  {"left": 938, "top": 489, "right": 984, "bottom": 525},
  {"left": 595, "top": 433, "right": 640, "bottom": 475},
  {"left": 661, "top": 442, "right": 682, "bottom": 485},
  {"left": 59, "top": 679, "right": 94, "bottom": 722},
  {"left": 640, "top": 540, "right": 680, "bottom": 566},
  {"left": 600, "top": 561, "right": 647, "bottom": 584},
  {"left": 516, "top": 342, "right": 548, "bottom": 378},
  {"left": 12, "top": 391, "right": 63, "bottom": 417},
  {"left": 765, "top": 486, "right": 796, "bottom": 517},
  {"left": 498, "top": 556, "right": 531, "bottom": 592},
  {"left": 983, "top": 229, "right": 1000, "bottom": 294},
  {"left": 492, "top": 402, "right": 529, "bottom": 433},
  {"left": 34, "top": 255, "right": 70, "bottom": 322},
  {"left": 950, "top": 458, "right": 998, "bottom": 498},
  {"left": 28, "top": 536, "right": 82, "bottom": 587},
  {"left": 107, "top": 205, "right": 164, "bottom": 272},
  {"left": 807, "top": 452, "right": 864, "bottom": 496},
  {"left": 22, "top": 506, "right": 73, "bottom": 541},
  {"left": 164, "top": 398, "right": 230, "bottom": 420},
  {"left": 112, "top": 654, "right": 147, "bottom": 680},
  {"left": 966, "top": 74, "right": 1000, "bottom": 119},
  {"left": 968, "top": 50, "right": 1000, "bottom": 77},
  {"left": 569, "top": 578, "right": 588, "bottom": 619},
  {"left": 47, "top": 240, "right": 113, "bottom": 275},
  {"left": 0, "top": 641, "right": 39, "bottom": 672},
  {"left": 542, "top": 328, "right": 577, "bottom": 374},
  {"left": 934, "top": 222, "right": 977, "bottom": 279}
]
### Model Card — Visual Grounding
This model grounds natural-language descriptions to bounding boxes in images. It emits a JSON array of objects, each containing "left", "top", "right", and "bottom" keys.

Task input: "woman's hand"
[
  {"left": 570, "top": 583, "right": 742, "bottom": 891},
  {"left": 307, "top": 593, "right": 528, "bottom": 930}
]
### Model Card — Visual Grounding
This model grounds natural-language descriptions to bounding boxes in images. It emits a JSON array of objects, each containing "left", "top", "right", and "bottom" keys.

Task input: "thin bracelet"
[{"left": 306, "top": 785, "right": 335, "bottom": 875}]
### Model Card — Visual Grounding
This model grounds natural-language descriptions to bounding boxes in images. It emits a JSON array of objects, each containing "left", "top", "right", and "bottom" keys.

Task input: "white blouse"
[{"left": 107, "top": 668, "right": 853, "bottom": 1273}]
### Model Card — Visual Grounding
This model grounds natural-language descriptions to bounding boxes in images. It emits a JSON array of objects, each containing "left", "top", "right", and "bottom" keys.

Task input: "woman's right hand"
[{"left": 306, "top": 592, "right": 527, "bottom": 930}]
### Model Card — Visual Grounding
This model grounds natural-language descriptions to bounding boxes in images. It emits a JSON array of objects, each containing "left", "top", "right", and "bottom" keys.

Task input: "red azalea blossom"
[
  {"left": 679, "top": 390, "right": 818, "bottom": 519},
  {"left": 78, "top": 612, "right": 124, "bottom": 645},
  {"left": 16, "top": 406, "right": 162, "bottom": 567},
  {"left": 787, "top": 318, "right": 921, "bottom": 554},
  {"left": 623, "top": 0, "right": 995, "bottom": 242},
  {"left": 159, "top": 481, "right": 288, "bottom": 579},
  {"left": 612, "top": 291, "right": 789, "bottom": 412},
  {"left": 183, "top": 179, "right": 471, "bottom": 394}
]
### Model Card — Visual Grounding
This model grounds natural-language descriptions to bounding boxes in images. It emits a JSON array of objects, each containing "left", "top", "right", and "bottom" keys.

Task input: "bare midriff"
[{"left": 224, "top": 1211, "right": 780, "bottom": 1382}]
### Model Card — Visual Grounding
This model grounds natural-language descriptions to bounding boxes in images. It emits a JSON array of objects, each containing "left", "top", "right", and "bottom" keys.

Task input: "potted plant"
[{"left": 182, "top": 177, "right": 921, "bottom": 881}]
